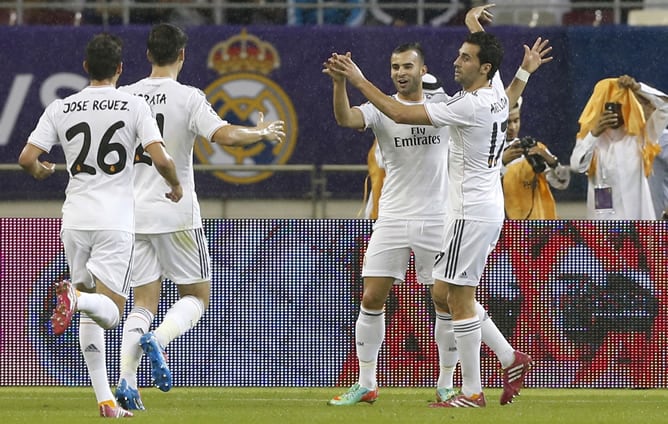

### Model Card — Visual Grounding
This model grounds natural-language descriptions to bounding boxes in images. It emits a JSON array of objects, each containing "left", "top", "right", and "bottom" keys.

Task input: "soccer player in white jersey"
[
  {"left": 18, "top": 33, "right": 181, "bottom": 418},
  {"left": 324, "top": 6, "right": 552, "bottom": 407},
  {"left": 113, "top": 23, "right": 285, "bottom": 410},
  {"left": 324, "top": 44, "right": 450, "bottom": 406},
  {"left": 325, "top": 10, "right": 540, "bottom": 406}
]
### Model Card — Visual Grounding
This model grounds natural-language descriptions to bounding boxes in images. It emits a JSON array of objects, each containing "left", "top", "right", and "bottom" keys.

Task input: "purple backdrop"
[{"left": 1, "top": 25, "right": 667, "bottom": 200}]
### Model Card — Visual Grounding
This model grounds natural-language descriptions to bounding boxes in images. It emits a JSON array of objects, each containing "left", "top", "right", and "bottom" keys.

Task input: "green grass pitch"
[{"left": 3, "top": 387, "right": 668, "bottom": 424}]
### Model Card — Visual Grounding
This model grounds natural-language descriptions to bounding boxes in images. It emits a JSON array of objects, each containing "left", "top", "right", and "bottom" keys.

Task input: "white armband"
[{"left": 515, "top": 68, "right": 530, "bottom": 83}]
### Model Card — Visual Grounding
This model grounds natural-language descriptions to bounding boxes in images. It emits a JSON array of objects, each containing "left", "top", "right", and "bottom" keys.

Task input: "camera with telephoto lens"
[{"left": 519, "top": 136, "right": 547, "bottom": 173}]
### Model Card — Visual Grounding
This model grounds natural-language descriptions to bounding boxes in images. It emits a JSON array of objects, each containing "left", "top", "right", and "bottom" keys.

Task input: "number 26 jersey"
[{"left": 27, "top": 85, "right": 163, "bottom": 232}]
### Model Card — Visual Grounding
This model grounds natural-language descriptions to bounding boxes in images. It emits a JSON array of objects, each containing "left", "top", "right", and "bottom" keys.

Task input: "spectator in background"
[
  {"left": 648, "top": 127, "right": 668, "bottom": 219},
  {"left": 82, "top": 0, "right": 212, "bottom": 25},
  {"left": 367, "top": 0, "right": 462, "bottom": 26},
  {"left": 570, "top": 75, "right": 668, "bottom": 219},
  {"left": 81, "top": 0, "right": 168, "bottom": 25},
  {"left": 288, "top": 0, "right": 366, "bottom": 26},
  {"left": 164, "top": 0, "right": 212, "bottom": 26},
  {"left": 20, "top": 0, "right": 82, "bottom": 25},
  {"left": 501, "top": 97, "right": 570, "bottom": 219},
  {"left": 226, "top": 0, "right": 286, "bottom": 25},
  {"left": 492, "top": 0, "right": 570, "bottom": 25}
]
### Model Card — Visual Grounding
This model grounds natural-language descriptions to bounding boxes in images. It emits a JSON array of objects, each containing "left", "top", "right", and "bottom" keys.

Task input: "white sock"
[
  {"left": 434, "top": 311, "right": 458, "bottom": 389},
  {"left": 119, "top": 307, "right": 154, "bottom": 388},
  {"left": 79, "top": 314, "right": 114, "bottom": 405},
  {"left": 77, "top": 293, "right": 120, "bottom": 330},
  {"left": 476, "top": 301, "right": 515, "bottom": 368},
  {"left": 355, "top": 306, "right": 384, "bottom": 389},
  {"left": 154, "top": 296, "right": 205, "bottom": 347},
  {"left": 453, "top": 317, "right": 482, "bottom": 396}
]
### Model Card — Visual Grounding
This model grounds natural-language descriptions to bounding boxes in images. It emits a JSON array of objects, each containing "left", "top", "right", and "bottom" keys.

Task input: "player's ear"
[
  {"left": 117, "top": 62, "right": 123, "bottom": 77},
  {"left": 82, "top": 60, "right": 88, "bottom": 74},
  {"left": 480, "top": 62, "right": 492, "bottom": 77}
]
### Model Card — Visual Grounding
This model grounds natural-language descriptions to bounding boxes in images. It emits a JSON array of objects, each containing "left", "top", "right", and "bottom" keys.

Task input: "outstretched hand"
[
  {"left": 322, "top": 52, "right": 349, "bottom": 83},
  {"left": 257, "top": 111, "right": 286, "bottom": 144},
  {"left": 322, "top": 52, "right": 366, "bottom": 87},
  {"left": 521, "top": 37, "right": 553, "bottom": 74}
]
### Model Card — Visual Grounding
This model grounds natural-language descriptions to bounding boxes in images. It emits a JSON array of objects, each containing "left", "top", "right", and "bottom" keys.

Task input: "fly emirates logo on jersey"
[
  {"left": 195, "top": 29, "right": 298, "bottom": 185},
  {"left": 394, "top": 127, "right": 441, "bottom": 148}
]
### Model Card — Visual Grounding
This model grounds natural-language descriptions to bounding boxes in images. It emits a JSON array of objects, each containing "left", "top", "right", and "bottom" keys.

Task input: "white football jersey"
[
  {"left": 357, "top": 93, "right": 449, "bottom": 219},
  {"left": 424, "top": 73, "right": 508, "bottom": 222},
  {"left": 28, "top": 85, "right": 163, "bottom": 232},
  {"left": 119, "top": 78, "right": 227, "bottom": 233}
]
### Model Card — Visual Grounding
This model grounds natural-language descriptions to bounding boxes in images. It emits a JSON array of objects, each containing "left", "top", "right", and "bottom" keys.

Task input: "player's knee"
[
  {"left": 197, "top": 295, "right": 210, "bottom": 310},
  {"left": 182, "top": 294, "right": 207, "bottom": 316},
  {"left": 475, "top": 301, "right": 490, "bottom": 322},
  {"left": 101, "top": 310, "right": 121, "bottom": 330},
  {"left": 361, "top": 293, "right": 387, "bottom": 310}
]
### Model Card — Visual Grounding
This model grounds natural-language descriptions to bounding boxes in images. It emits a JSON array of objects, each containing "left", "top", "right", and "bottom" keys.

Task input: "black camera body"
[{"left": 519, "top": 136, "right": 547, "bottom": 173}]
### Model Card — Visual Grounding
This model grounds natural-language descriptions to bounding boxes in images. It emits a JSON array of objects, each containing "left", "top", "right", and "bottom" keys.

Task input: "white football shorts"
[
  {"left": 362, "top": 217, "right": 444, "bottom": 285},
  {"left": 132, "top": 228, "right": 211, "bottom": 287},
  {"left": 432, "top": 217, "right": 503, "bottom": 287},
  {"left": 60, "top": 229, "right": 134, "bottom": 297}
]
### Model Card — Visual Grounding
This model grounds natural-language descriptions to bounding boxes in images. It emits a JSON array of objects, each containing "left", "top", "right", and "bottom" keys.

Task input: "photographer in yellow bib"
[{"left": 501, "top": 97, "right": 570, "bottom": 219}]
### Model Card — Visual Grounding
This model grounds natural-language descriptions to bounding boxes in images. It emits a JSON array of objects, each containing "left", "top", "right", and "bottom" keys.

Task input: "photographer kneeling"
[{"left": 501, "top": 98, "right": 570, "bottom": 219}]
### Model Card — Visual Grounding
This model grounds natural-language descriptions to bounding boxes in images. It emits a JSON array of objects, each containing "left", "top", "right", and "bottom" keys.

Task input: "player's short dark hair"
[
  {"left": 85, "top": 33, "right": 123, "bottom": 81},
  {"left": 465, "top": 31, "right": 504, "bottom": 81},
  {"left": 147, "top": 23, "right": 188, "bottom": 66},
  {"left": 392, "top": 42, "right": 425, "bottom": 64}
]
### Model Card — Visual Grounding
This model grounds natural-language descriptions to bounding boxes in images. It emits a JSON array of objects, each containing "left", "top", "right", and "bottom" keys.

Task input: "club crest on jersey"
[{"left": 194, "top": 29, "right": 298, "bottom": 184}]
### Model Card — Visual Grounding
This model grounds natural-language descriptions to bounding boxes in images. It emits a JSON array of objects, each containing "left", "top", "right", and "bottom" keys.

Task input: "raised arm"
[
  {"left": 463, "top": 4, "right": 553, "bottom": 108},
  {"left": 324, "top": 53, "right": 431, "bottom": 125},
  {"left": 623, "top": 76, "right": 668, "bottom": 141},
  {"left": 322, "top": 52, "right": 365, "bottom": 129},
  {"left": 212, "top": 112, "right": 285, "bottom": 146},
  {"left": 505, "top": 37, "right": 553, "bottom": 109},
  {"left": 464, "top": 3, "right": 494, "bottom": 33}
]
